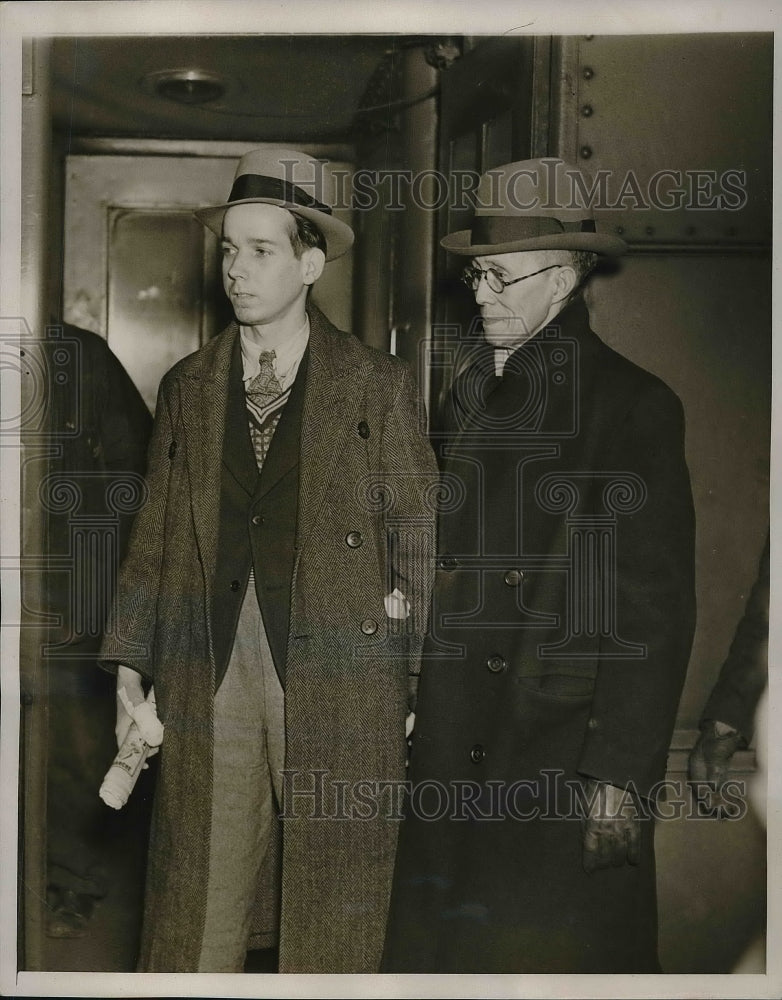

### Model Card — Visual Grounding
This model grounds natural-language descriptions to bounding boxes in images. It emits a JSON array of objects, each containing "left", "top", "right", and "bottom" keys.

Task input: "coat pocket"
[{"left": 516, "top": 673, "right": 595, "bottom": 700}]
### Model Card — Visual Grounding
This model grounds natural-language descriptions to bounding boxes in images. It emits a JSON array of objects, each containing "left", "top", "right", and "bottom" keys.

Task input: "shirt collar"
[
  {"left": 494, "top": 347, "right": 513, "bottom": 377},
  {"left": 240, "top": 316, "right": 310, "bottom": 383}
]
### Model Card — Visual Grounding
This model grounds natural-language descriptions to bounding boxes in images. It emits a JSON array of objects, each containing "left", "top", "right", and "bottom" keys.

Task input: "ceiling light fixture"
[{"left": 141, "top": 68, "right": 229, "bottom": 106}]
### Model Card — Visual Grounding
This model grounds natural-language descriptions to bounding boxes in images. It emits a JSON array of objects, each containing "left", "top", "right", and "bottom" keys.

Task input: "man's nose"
[
  {"left": 474, "top": 273, "right": 495, "bottom": 306},
  {"left": 227, "top": 252, "right": 246, "bottom": 278}
]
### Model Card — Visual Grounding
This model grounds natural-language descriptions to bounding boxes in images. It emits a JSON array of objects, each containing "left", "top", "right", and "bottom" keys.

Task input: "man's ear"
[
  {"left": 552, "top": 264, "right": 578, "bottom": 302},
  {"left": 301, "top": 247, "right": 326, "bottom": 286}
]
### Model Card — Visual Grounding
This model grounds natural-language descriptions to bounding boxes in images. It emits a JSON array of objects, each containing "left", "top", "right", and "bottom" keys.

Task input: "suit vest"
[{"left": 211, "top": 332, "right": 308, "bottom": 690}]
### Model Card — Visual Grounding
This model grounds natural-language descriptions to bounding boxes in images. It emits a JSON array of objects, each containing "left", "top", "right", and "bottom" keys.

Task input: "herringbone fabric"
[
  {"left": 245, "top": 350, "right": 289, "bottom": 468},
  {"left": 101, "top": 306, "right": 440, "bottom": 974}
]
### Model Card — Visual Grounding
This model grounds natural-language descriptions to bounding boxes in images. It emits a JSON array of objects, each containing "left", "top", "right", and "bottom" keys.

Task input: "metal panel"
[
  {"left": 564, "top": 34, "right": 772, "bottom": 249},
  {"left": 107, "top": 210, "right": 205, "bottom": 413},
  {"left": 585, "top": 253, "right": 770, "bottom": 730}
]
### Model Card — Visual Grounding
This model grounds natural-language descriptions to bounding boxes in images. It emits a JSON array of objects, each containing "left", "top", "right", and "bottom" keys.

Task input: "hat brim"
[
  {"left": 441, "top": 229, "right": 627, "bottom": 257},
  {"left": 195, "top": 199, "right": 354, "bottom": 262}
]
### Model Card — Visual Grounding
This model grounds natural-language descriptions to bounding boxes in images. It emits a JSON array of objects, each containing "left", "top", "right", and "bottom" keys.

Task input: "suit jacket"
[
  {"left": 100, "top": 304, "right": 438, "bottom": 973},
  {"left": 211, "top": 330, "right": 308, "bottom": 688},
  {"left": 383, "top": 295, "right": 696, "bottom": 973}
]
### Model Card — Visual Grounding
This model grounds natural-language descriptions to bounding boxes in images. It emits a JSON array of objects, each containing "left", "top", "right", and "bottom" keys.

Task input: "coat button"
[
  {"left": 357, "top": 420, "right": 370, "bottom": 439},
  {"left": 168, "top": 440, "right": 177, "bottom": 459},
  {"left": 438, "top": 555, "right": 458, "bottom": 571},
  {"left": 503, "top": 569, "right": 523, "bottom": 587},
  {"left": 486, "top": 654, "right": 506, "bottom": 674},
  {"left": 360, "top": 618, "right": 378, "bottom": 635},
  {"left": 251, "top": 514, "right": 264, "bottom": 526},
  {"left": 346, "top": 531, "right": 363, "bottom": 548},
  {"left": 230, "top": 579, "right": 240, "bottom": 592},
  {"left": 470, "top": 744, "right": 485, "bottom": 764}
]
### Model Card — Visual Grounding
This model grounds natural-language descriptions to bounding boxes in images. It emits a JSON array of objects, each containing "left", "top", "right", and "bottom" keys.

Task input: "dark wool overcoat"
[
  {"left": 100, "top": 305, "right": 438, "bottom": 973},
  {"left": 382, "top": 296, "right": 696, "bottom": 974}
]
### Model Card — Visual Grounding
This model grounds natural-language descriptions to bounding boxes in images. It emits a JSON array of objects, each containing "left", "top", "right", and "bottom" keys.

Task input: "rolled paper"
[{"left": 99, "top": 721, "right": 150, "bottom": 810}]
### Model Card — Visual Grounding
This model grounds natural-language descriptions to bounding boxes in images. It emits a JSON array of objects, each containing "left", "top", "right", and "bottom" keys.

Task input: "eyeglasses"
[{"left": 461, "top": 263, "right": 562, "bottom": 294}]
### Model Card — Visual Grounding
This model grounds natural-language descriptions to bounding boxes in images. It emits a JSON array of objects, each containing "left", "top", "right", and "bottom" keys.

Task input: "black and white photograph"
[{"left": 0, "top": 2, "right": 778, "bottom": 997}]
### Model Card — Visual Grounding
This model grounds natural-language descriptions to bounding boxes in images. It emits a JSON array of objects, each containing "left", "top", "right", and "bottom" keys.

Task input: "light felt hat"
[
  {"left": 195, "top": 147, "right": 354, "bottom": 261},
  {"left": 441, "top": 157, "right": 626, "bottom": 257}
]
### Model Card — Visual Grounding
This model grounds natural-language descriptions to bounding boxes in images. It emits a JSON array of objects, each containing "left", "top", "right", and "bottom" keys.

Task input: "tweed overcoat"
[
  {"left": 382, "top": 296, "right": 696, "bottom": 973},
  {"left": 100, "top": 305, "right": 438, "bottom": 972}
]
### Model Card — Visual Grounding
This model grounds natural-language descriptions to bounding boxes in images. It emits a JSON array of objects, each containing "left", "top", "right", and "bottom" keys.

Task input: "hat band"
[
  {"left": 228, "top": 173, "right": 333, "bottom": 215},
  {"left": 471, "top": 215, "right": 596, "bottom": 244}
]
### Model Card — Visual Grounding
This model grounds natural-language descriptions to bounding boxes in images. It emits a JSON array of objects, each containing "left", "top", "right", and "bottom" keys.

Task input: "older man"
[
  {"left": 382, "top": 158, "right": 696, "bottom": 973},
  {"left": 99, "top": 148, "right": 437, "bottom": 973}
]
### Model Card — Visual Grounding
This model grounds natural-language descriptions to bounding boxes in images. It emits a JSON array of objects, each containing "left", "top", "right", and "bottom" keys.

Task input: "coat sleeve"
[
  {"left": 576, "top": 381, "right": 697, "bottom": 798},
  {"left": 700, "top": 531, "right": 769, "bottom": 742},
  {"left": 378, "top": 364, "right": 439, "bottom": 708},
  {"left": 98, "top": 374, "right": 177, "bottom": 683}
]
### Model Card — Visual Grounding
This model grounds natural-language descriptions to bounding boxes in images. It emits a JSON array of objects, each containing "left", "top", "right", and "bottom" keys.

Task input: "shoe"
[{"left": 46, "top": 888, "right": 95, "bottom": 938}]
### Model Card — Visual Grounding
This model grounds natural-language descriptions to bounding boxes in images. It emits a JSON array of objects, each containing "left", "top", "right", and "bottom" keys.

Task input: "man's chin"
[
  {"left": 481, "top": 320, "right": 532, "bottom": 349},
  {"left": 481, "top": 324, "right": 514, "bottom": 348},
  {"left": 232, "top": 306, "right": 264, "bottom": 324}
]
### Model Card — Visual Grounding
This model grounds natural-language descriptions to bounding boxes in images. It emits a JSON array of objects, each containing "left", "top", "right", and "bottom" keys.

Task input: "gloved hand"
[
  {"left": 688, "top": 720, "right": 743, "bottom": 791},
  {"left": 581, "top": 779, "right": 641, "bottom": 874},
  {"left": 116, "top": 665, "right": 164, "bottom": 757}
]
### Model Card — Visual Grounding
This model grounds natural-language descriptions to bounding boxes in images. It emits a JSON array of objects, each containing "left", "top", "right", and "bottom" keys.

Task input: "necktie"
[{"left": 245, "top": 350, "right": 286, "bottom": 468}]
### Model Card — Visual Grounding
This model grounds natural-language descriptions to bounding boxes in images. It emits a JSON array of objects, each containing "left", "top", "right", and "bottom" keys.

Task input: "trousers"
[{"left": 197, "top": 578, "right": 285, "bottom": 972}]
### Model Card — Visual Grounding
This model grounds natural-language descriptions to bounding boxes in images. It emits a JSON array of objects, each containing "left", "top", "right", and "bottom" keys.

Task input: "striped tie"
[{"left": 245, "top": 350, "right": 289, "bottom": 468}]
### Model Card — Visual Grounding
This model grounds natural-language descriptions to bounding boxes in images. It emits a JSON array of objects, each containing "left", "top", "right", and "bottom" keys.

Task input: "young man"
[
  {"left": 383, "top": 158, "right": 696, "bottom": 973},
  {"left": 100, "top": 148, "right": 437, "bottom": 973}
]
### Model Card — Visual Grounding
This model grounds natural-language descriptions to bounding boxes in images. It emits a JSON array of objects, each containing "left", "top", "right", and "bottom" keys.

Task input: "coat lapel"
[
  {"left": 223, "top": 331, "right": 260, "bottom": 496},
  {"left": 296, "top": 306, "right": 368, "bottom": 552},
  {"left": 178, "top": 325, "right": 238, "bottom": 604}
]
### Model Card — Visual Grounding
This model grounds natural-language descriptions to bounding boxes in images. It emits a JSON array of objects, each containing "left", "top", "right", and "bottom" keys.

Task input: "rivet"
[
  {"left": 686, "top": 226, "right": 697, "bottom": 236},
  {"left": 615, "top": 226, "right": 624, "bottom": 235},
  {"left": 581, "top": 104, "right": 593, "bottom": 117},
  {"left": 727, "top": 226, "right": 737, "bottom": 237},
  {"left": 579, "top": 145, "right": 593, "bottom": 160},
  {"left": 645, "top": 226, "right": 655, "bottom": 236},
  {"left": 582, "top": 66, "right": 594, "bottom": 80}
]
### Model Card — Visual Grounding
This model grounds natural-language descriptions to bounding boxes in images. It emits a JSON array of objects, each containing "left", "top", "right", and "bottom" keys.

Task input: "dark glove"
[
  {"left": 688, "top": 720, "right": 743, "bottom": 791},
  {"left": 581, "top": 779, "right": 641, "bottom": 874}
]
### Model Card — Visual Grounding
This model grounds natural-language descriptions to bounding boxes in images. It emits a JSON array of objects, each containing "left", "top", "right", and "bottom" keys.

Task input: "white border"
[{"left": 1, "top": 2, "right": 780, "bottom": 998}]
